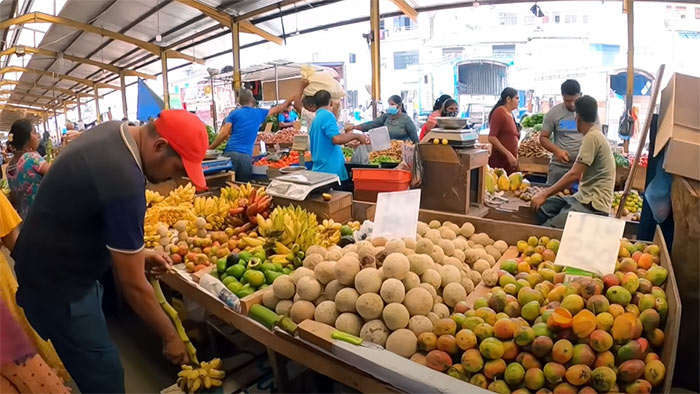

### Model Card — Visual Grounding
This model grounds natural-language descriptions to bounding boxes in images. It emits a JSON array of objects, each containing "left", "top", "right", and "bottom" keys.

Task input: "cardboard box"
[
  {"left": 655, "top": 73, "right": 700, "bottom": 180},
  {"left": 272, "top": 190, "right": 353, "bottom": 222}
]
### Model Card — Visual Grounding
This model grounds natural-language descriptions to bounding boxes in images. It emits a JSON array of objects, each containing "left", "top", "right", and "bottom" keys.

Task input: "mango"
[
  {"left": 502, "top": 340, "right": 519, "bottom": 361},
  {"left": 637, "top": 278, "right": 653, "bottom": 294},
  {"left": 645, "top": 352, "right": 660, "bottom": 364},
  {"left": 462, "top": 316, "right": 485, "bottom": 331},
  {"left": 479, "top": 337, "right": 505, "bottom": 359},
  {"left": 552, "top": 383, "right": 577, "bottom": 394},
  {"left": 603, "top": 274, "right": 621, "bottom": 288},
  {"left": 469, "top": 373, "right": 488, "bottom": 389},
  {"left": 474, "top": 323, "right": 494, "bottom": 341},
  {"left": 523, "top": 367, "right": 544, "bottom": 390},
  {"left": 536, "top": 389, "right": 553, "bottom": 394},
  {"left": 514, "top": 325, "right": 535, "bottom": 346},
  {"left": 647, "top": 328, "right": 665, "bottom": 347},
  {"left": 532, "top": 322, "right": 553, "bottom": 338},
  {"left": 437, "top": 334, "right": 459, "bottom": 355},
  {"left": 519, "top": 287, "right": 544, "bottom": 306},
  {"left": 571, "top": 344, "right": 595, "bottom": 367},
  {"left": 488, "top": 380, "right": 511, "bottom": 394},
  {"left": 490, "top": 289, "right": 509, "bottom": 312},
  {"left": 586, "top": 295, "right": 609, "bottom": 314},
  {"left": 645, "top": 265, "right": 668, "bottom": 286},
  {"left": 521, "top": 300, "right": 542, "bottom": 322},
  {"left": 588, "top": 329, "right": 613, "bottom": 352},
  {"left": 608, "top": 304, "right": 625, "bottom": 318},
  {"left": 612, "top": 313, "right": 637, "bottom": 343},
  {"left": 625, "top": 379, "right": 652, "bottom": 394},
  {"left": 565, "top": 364, "right": 592, "bottom": 386},
  {"left": 505, "top": 362, "right": 526, "bottom": 386},
  {"left": 594, "top": 351, "right": 616, "bottom": 369},
  {"left": 446, "top": 364, "right": 468, "bottom": 381},
  {"left": 425, "top": 350, "right": 452, "bottom": 371},
  {"left": 483, "top": 358, "right": 507, "bottom": 379},
  {"left": 626, "top": 304, "right": 640, "bottom": 317},
  {"left": 543, "top": 362, "right": 566, "bottom": 385},
  {"left": 606, "top": 286, "right": 632, "bottom": 306},
  {"left": 460, "top": 348, "right": 484, "bottom": 373},
  {"left": 654, "top": 297, "right": 668, "bottom": 322},
  {"left": 617, "top": 359, "right": 645, "bottom": 383},
  {"left": 638, "top": 309, "right": 660, "bottom": 333},
  {"left": 619, "top": 258, "right": 638, "bottom": 273},
  {"left": 578, "top": 387, "right": 596, "bottom": 394},
  {"left": 644, "top": 359, "right": 665, "bottom": 386},
  {"left": 621, "top": 272, "right": 640, "bottom": 294},
  {"left": 560, "top": 294, "right": 584, "bottom": 315},
  {"left": 504, "top": 301, "right": 521, "bottom": 318},
  {"left": 551, "top": 339, "right": 573, "bottom": 364},
  {"left": 476, "top": 307, "right": 497, "bottom": 326},
  {"left": 572, "top": 309, "right": 596, "bottom": 338},
  {"left": 455, "top": 328, "right": 478, "bottom": 350},
  {"left": 637, "top": 294, "right": 656, "bottom": 312},
  {"left": 434, "top": 318, "right": 457, "bottom": 336},
  {"left": 617, "top": 339, "right": 645, "bottom": 362},
  {"left": 591, "top": 366, "right": 617, "bottom": 392},
  {"left": 548, "top": 307, "right": 573, "bottom": 330},
  {"left": 493, "top": 315, "right": 517, "bottom": 340},
  {"left": 532, "top": 335, "right": 553, "bottom": 358},
  {"left": 546, "top": 239, "right": 560, "bottom": 253}
]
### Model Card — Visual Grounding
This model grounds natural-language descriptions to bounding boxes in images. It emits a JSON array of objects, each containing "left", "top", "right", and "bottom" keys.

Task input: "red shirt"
[{"left": 488, "top": 106, "right": 519, "bottom": 173}]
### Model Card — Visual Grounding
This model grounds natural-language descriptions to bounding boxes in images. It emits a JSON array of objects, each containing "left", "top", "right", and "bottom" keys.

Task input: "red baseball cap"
[{"left": 154, "top": 110, "right": 208, "bottom": 190}]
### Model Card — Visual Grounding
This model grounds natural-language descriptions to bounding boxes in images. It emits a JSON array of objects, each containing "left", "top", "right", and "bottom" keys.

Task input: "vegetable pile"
[
  {"left": 255, "top": 128, "right": 303, "bottom": 145},
  {"left": 521, "top": 114, "right": 544, "bottom": 129},
  {"left": 368, "top": 140, "right": 409, "bottom": 163},
  {"left": 254, "top": 151, "right": 300, "bottom": 168},
  {"left": 518, "top": 131, "right": 551, "bottom": 159}
]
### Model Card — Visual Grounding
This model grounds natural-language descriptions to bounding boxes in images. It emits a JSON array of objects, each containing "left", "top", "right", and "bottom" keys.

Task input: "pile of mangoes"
[{"left": 420, "top": 236, "right": 670, "bottom": 393}]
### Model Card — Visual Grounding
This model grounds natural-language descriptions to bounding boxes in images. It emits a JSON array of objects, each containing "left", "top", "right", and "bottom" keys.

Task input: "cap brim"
[{"left": 183, "top": 158, "right": 207, "bottom": 191}]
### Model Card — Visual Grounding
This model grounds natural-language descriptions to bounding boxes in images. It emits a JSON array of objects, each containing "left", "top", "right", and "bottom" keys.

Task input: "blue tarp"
[
  {"left": 610, "top": 73, "right": 653, "bottom": 96},
  {"left": 136, "top": 78, "right": 164, "bottom": 122}
]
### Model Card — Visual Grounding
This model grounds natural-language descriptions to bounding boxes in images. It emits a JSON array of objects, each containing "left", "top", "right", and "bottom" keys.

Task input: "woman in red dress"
[{"left": 488, "top": 88, "right": 520, "bottom": 173}]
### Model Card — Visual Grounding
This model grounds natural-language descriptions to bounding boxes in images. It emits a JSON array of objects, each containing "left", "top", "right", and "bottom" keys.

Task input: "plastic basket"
[{"left": 352, "top": 168, "right": 411, "bottom": 192}]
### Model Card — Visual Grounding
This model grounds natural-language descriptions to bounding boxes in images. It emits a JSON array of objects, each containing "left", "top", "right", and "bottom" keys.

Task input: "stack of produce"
[
  {"left": 613, "top": 190, "right": 643, "bottom": 220},
  {"left": 317, "top": 219, "right": 361, "bottom": 248},
  {"left": 214, "top": 245, "right": 297, "bottom": 299},
  {"left": 261, "top": 220, "right": 511, "bottom": 359},
  {"left": 626, "top": 154, "right": 648, "bottom": 169},
  {"left": 254, "top": 151, "right": 300, "bottom": 168},
  {"left": 420, "top": 235, "right": 671, "bottom": 394},
  {"left": 342, "top": 147, "right": 354, "bottom": 162},
  {"left": 368, "top": 140, "right": 408, "bottom": 164},
  {"left": 614, "top": 152, "right": 630, "bottom": 169},
  {"left": 518, "top": 130, "right": 551, "bottom": 159},
  {"left": 255, "top": 127, "right": 303, "bottom": 145},
  {"left": 485, "top": 168, "right": 532, "bottom": 199},
  {"left": 521, "top": 114, "right": 544, "bottom": 130}
]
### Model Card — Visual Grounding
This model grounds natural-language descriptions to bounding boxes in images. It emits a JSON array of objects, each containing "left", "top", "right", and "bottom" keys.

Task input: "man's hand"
[
  {"left": 163, "top": 335, "right": 189, "bottom": 365},
  {"left": 554, "top": 149, "right": 570, "bottom": 163},
  {"left": 356, "top": 134, "right": 371, "bottom": 145},
  {"left": 145, "top": 249, "right": 172, "bottom": 279},
  {"left": 531, "top": 192, "right": 548, "bottom": 211},
  {"left": 507, "top": 153, "right": 518, "bottom": 169}
]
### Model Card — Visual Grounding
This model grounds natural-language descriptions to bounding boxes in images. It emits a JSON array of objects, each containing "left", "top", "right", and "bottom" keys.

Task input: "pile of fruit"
[
  {"left": 485, "top": 168, "right": 533, "bottom": 201},
  {"left": 626, "top": 154, "right": 648, "bottom": 169},
  {"left": 518, "top": 131, "right": 551, "bottom": 159},
  {"left": 253, "top": 151, "right": 301, "bottom": 169},
  {"left": 417, "top": 235, "right": 671, "bottom": 394},
  {"left": 255, "top": 127, "right": 303, "bottom": 145},
  {"left": 261, "top": 220, "right": 512, "bottom": 359},
  {"left": 368, "top": 140, "right": 408, "bottom": 164},
  {"left": 613, "top": 190, "right": 643, "bottom": 220}
]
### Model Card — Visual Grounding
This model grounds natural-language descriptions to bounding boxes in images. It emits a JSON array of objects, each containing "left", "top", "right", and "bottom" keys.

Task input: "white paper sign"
[
  {"left": 372, "top": 189, "right": 421, "bottom": 241},
  {"left": 368, "top": 126, "right": 391, "bottom": 152},
  {"left": 554, "top": 212, "right": 625, "bottom": 275}
]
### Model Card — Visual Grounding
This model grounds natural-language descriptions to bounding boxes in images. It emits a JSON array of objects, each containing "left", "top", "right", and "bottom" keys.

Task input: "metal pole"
[
  {"left": 370, "top": 0, "right": 381, "bottom": 118},
  {"left": 120, "top": 71, "right": 128, "bottom": 119},
  {"left": 53, "top": 108, "right": 59, "bottom": 139},
  {"left": 77, "top": 97, "right": 82, "bottom": 123},
  {"left": 161, "top": 50, "right": 170, "bottom": 109},
  {"left": 232, "top": 22, "right": 241, "bottom": 95},
  {"left": 274, "top": 64, "right": 279, "bottom": 104},
  {"left": 210, "top": 77, "right": 217, "bottom": 129},
  {"left": 93, "top": 86, "right": 101, "bottom": 123},
  {"left": 624, "top": 0, "right": 634, "bottom": 154}
]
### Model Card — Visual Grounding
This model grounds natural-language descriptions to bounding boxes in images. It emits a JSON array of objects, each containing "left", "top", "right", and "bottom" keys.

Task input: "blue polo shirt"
[
  {"left": 309, "top": 108, "right": 348, "bottom": 181},
  {"left": 224, "top": 107, "right": 269, "bottom": 155}
]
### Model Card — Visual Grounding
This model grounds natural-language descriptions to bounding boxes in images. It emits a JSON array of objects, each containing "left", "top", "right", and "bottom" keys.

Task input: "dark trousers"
[
  {"left": 223, "top": 151, "right": 253, "bottom": 182},
  {"left": 536, "top": 195, "right": 607, "bottom": 229},
  {"left": 17, "top": 282, "right": 125, "bottom": 394}
]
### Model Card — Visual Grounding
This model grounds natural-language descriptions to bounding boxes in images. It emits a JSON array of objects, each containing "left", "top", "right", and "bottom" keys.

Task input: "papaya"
[
  {"left": 497, "top": 174, "right": 510, "bottom": 191},
  {"left": 509, "top": 172, "right": 524, "bottom": 191},
  {"left": 485, "top": 172, "right": 497, "bottom": 193}
]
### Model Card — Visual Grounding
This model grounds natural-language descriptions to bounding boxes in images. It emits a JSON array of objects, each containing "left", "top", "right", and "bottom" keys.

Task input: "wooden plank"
[
  {"left": 297, "top": 320, "right": 336, "bottom": 353},
  {"left": 240, "top": 288, "right": 265, "bottom": 315},
  {"left": 465, "top": 246, "right": 519, "bottom": 309}
]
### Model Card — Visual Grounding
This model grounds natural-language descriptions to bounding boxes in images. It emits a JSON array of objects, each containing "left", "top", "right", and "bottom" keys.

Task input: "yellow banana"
[
  {"left": 204, "top": 376, "right": 212, "bottom": 389},
  {"left": 191, "top": 377, "right": 201, "bottom": 392},
  {"left": 211, "top": 378, "right": 222, "bottom": 387},
  {"left": 208, "top": 369, "right": 225, "bottom": 379}
]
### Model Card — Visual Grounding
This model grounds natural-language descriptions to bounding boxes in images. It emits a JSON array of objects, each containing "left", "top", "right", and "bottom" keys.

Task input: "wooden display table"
[{"left": 518, "top": 156, "right": 549, "bottom": 175}]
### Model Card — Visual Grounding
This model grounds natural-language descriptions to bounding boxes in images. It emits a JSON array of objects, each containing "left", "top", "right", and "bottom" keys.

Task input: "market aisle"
[{"left": 107, "top": 312, "right": 177, "bottom": 393}]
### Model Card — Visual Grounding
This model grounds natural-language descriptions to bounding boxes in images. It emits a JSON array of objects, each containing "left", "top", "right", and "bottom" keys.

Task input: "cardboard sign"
[
  {"left": 554, "top": 212, "right": 625, "bottom": 276},
  {"left": 372, "top": 189, "right": 421, "bottom": 240},
  {"left": 292, "top": 135, "right": 309, "bottom": 151}
]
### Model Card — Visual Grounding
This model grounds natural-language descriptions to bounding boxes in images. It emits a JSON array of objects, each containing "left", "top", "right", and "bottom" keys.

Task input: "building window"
[
  {"left": 524, "top": 15, "right": 535, "bottom": 25},
  {"left": 393, "top": 16, "right": 416, "bottom": 31},
  {"left": 553, "top": 12, "right": 560, "bottom": 24},
  {"left": 583, "top": 15, "right": 589, "bottom": 24},
  {"left": 349, "top": 53, "right": 356, "bottom": 64},
  {"left": 565, "top": 15, "right": 577, "bottom": 23},
  {"left": 442, "top": 47, "right": 464, "bottom": 60},
  {"left": 393, "top": 51, "right": 419, "bottom": 70},
  {"left": 499, "top": 12, "right": 517, "bottom": 25},
  {"left": 492, "top": 44, "right": 516, "bottom": 58},
  {"left": 676, "top": 6, "right": 687, "bottom": 19}
]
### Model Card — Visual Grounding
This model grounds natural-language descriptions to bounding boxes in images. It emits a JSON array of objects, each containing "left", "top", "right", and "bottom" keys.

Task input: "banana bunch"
[
  {"left": 177, "top": 359, "right": 225, "bottom": 393},
  {"left": 257, "top": 206, "right": 319, "bottom": 252},
  {"left": 163, "top": 184, "right": 196, "bottom": 207},
  {"left": 219, "top": 184, "right": 241, "bottom": 202},
  {"left": 237, "top": 183, "right": 256, "bottom": 199},
  {"left": 237, "top": 235, "right": 265, "bottom": 249},
  {"left": 193, "top": 197, "right": 231, "bottom": 231},
  {"left": 317, "top": 219, "right": 343, "bottom": 247},
  {"left": 146, "top": 189, "right": 164, "bottom": 207}
]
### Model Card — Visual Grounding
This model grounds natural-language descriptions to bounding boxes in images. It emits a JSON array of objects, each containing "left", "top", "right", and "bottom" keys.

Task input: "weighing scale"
[
  {"left": 265, "top": 170, "right": 340, "bottom": 201},
  {"left": 423, "top": 128, "right": 479, "bottom": 148},
  {"left": 202, "top": 157, "right": 233, "bottom": 175}
]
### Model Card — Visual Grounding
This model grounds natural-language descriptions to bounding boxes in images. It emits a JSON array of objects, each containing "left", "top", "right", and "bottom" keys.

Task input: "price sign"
[
  {"left": 373, "top": 189, "right": 421, "bottom": 241},
  {"left": 292, "top": 135, "right": 309, "bottom": 151},
  {"left": 554, "top": 212, "right": 625, "bottom": 276}
]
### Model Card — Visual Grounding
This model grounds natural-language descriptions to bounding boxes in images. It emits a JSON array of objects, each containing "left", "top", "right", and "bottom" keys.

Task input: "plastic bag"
[
  {"left": 350, "top": 144, "right": 370, "bottom": 164},
  {"left": 301, "top": 64, "right": 345, "bottom": 100},
  {"left": 645, "top": 160, "right": 672, "bottom": 223},
  {"left": 410, "top": 145, "right": 424, "bottom": 188}
]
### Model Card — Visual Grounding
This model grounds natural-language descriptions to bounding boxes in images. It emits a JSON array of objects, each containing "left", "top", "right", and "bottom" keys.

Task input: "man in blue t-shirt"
[
  {"left": 209, "top": 89, "right": 292, "bottom": 181},
  {"left": 277, "top": 104, "right": 299, "bottom": 128},
  {"left": 309, "top": 90, "right": 369, "bottom": 181}
]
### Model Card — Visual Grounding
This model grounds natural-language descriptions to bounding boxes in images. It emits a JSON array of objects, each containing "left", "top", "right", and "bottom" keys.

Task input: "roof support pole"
[
  {"left": 370, "top": 0, "right": 381, "bottom": 118},
  {"left": 53, "top": 108, "right": 59, "bottom": 137},
  {"left": 161, "top": 49, "right": 170, "bottom": 109},
  {"left": 120, "top": 71, "right": 128, "bottom": 119},
  {"left": 231, "top": 22, "right": 241, "bottom": 95},
  {"left": 63, "top": 102, "right": 68, "bottom": 118},
  {"left": 94, "top": 86, "right": 102, "bottom": 123},
  {"left": 77, "top": 96, "right": 82, "bottom": 123},
  {"left": 624, "top": 0, "right": 634, "bottom": 154}
]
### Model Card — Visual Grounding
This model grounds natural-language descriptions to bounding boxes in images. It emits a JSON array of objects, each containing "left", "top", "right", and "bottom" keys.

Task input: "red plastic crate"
[{"left": 352, "top": 168, "right": 411, "bottom": 192}]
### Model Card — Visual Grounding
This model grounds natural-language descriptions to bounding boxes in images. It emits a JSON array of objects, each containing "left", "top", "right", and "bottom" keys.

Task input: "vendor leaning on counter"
[
  {"left": 309, "top": 90, "right": 370, "bottom": 181},
  {"left": 540, "top": 79, "right": 599, "bottom": 185},
  {"left": 531, "top": 95, "right": 615, "bottom": 228},
  {"left": 209, "top": 89, "right": 293, "bottom": 182},
  {"left": 346, "top": 95, "right": 419, "bottom": 143}
]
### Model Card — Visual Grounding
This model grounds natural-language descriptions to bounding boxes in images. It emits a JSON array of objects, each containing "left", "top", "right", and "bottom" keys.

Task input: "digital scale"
[
  {"left": 202, "top": 157, "right": 233, "bottom": 175},
  {"left": 423, "top": 128, "right": 479, "bottom": 148},
  {"left": 265, "top": 170, "right": 340, "bottom": 201}
]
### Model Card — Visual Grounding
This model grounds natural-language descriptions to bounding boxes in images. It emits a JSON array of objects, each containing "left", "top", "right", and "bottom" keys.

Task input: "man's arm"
[
  {"left": 292, "top": 81, "right": 310, "bottom": 114},
  {"left": 531, "top": 162, "right": 586, "bottom": 210},
  {"left": 539, "top": 129, "right": 569, "bottom": 163},
  {"left": 268, "top": 98, "right": 295, "bottom": 117},
  {"left": 111, "top": 250, "right": 188, "bottom": 364},
  {"left": 332, "top": 132, "right": 369, "bottom": 146},
  {"left": 209, "top": 122, "right": 232, "bottom": 150}
]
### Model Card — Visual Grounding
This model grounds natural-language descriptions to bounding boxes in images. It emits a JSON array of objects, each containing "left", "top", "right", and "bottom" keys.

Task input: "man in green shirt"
[{"left": 531, "top": 95, "right": 615, "bottom": 228}]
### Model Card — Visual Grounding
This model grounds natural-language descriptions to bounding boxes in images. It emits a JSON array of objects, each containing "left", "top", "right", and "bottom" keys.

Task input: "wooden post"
[
  {"left": 53, "top": 108, "right": 59, "bottom": 138},
  {"left": 370, "top": 0, "right": 381, "bottom": 118},
  {"left": 624, "top": 0, "right": 634, "bottom": 153},
  {"left": 77, "top": 96, "right": 82, "bottom": 122},
  {"left": 161, "top": 50, "right": 170, "bottom": 109},
  {"left": 120, "top": 71, "right": 128, "bottom": 119},
  {"left": 93, "top": 86, "right": 101, "bottom": 123},
  {"left": 231, "top": 22, "right": 241, "bottom": 94}
]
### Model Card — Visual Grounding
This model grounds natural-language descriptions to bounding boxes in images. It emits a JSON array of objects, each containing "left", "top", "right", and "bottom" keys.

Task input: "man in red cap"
[{"left": 12, "top": 110, "right": 208, "bottom": 393}]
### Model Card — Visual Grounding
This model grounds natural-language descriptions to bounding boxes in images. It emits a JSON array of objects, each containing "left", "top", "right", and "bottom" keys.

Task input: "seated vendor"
[
  {"left": 309, "top": 90, "right": 369, "bottom": 181},
  {"left": 531, "top": 95, "right": 615, "bottom": 229},
  {"left": 277, "top": 105, "right": 299, "bottom": 129}
]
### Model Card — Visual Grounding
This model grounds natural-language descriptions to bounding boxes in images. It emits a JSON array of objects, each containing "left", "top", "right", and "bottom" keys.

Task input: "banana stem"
[{"left": 150, "top": 278, "right": 199, "bottom": 365}]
